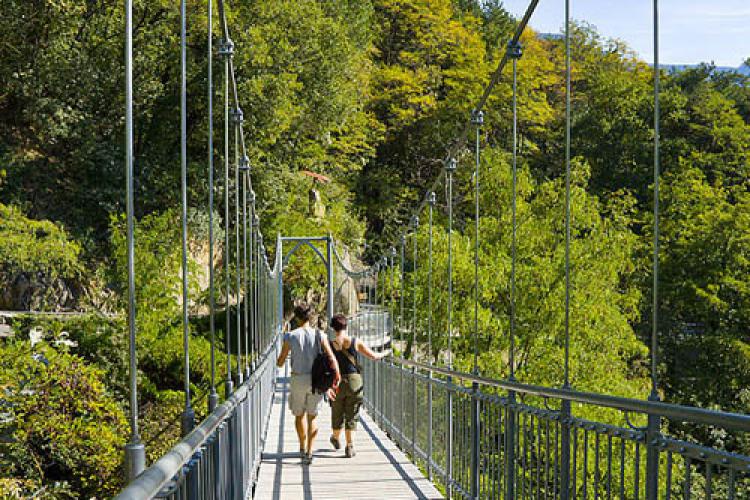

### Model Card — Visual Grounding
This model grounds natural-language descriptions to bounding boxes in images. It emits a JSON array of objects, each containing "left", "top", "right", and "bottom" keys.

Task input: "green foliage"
[
  {"left": 0, "top": 204, "right": 81, "bottom": 279},
  {"left": 400, "top": 148, "right": 649, "bottom": 401},
  {"left": 0, "top": 340, "right": 127, "bottom": 497},
  {"left": 110, "top": 210, "right": 222, "bottom": 395},
  {"left": 0, "top": 0, "right": 749, "bottom": 496}
]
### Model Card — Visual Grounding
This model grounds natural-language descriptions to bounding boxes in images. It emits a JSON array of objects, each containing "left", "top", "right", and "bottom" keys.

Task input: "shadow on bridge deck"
[{"left": 254, "top": 376, "right": 443, "bottom": 500}]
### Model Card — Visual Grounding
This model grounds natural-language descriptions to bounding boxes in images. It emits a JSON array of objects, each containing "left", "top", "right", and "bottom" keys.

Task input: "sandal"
[
  {"left": 345, "top": 443, "right": 355, "bottom": 458},
  {"left": 330, "top": 435, "right": 341, "bottom": 450}
]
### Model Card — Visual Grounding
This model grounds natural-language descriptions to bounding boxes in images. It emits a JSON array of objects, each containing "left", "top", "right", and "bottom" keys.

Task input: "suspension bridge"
[{"left": 112, "top": 0, "right": 750, "bottom": 498}]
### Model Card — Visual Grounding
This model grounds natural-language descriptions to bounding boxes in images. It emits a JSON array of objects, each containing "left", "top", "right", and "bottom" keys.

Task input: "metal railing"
[
  {"left": 359, "top": 312, "right": 750, "bottom": 499},
  {"left": 115, "top": 336, "right": 280, "bottom": 500}
]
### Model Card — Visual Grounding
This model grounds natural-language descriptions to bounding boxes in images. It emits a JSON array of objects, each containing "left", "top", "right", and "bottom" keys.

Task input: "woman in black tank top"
[{"left": 328, "top": 314, "right": 387, "bottom": 458}]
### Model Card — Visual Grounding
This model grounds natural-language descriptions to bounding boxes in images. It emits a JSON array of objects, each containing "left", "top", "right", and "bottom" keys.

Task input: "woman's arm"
[{"left": 356, "top": 340, "right": 387, "bottom": 361}]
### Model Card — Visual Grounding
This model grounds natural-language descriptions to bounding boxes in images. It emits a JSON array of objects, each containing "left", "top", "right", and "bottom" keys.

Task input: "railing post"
[
  {"left": 504, "top": 390, "right": 516, "bottom": 500},
  {"left": 471, "top": 381, "right": 480, "bottom": 499},
  {"left": 560, "top": 398, "right": 571, "bottom": 500},
  {"left": 187, "top": 452, "right": 200, "bottom": 500},
  {"left": 446, "top": 375, "right": 454, "bottom": 500},
  {"left": 646, "top": 405, "right": 661, "bottom": 500}
]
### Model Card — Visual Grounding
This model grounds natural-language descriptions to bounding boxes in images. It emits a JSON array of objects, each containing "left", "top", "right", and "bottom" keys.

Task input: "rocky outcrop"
[{"left": 0, "top": 272, "right": 80, "bottom": 311}]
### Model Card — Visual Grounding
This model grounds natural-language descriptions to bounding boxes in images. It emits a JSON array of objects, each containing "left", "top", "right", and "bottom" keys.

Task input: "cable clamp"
[
  {"left": 252, "top": 214, "right": 260, "bottom": 228},
  {"left": 239, "top": 155, "right": 250, "bottom": 173},
  {"left": 470, "top": 109, "right": 484, "bottom": 126},
  {"left": 427, "top": 191, "right": 436, "bottom": 206},
  {"left": 249, "top": 190, "right": 256, "bottom": 203},
  {"left": 411, "top": 215, "right": 419, "bottom": 229},
  {"left": 230, "top": 107, "right": 244, "bottom": 124},
  {"left": 507, "top": 40, "right": 523, "bottom": 59},
  {"left": 445, "top": 157, "right": 458, "bottom": 172},
  {"left": 218, "top": 38, "right": 235, "bottom": 58}
]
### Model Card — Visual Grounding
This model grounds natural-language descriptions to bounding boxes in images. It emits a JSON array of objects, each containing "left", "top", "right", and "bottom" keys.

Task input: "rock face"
[
  {"left": 333, "top": 248, "right": 364, "bottom": 317},
  {"left": 0, "top": 272, "right": 79, "bottom": 311}
]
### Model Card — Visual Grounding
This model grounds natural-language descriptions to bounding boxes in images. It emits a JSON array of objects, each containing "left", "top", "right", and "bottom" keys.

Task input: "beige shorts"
[{"left": 289, "top": 373, "right": 323, "bottom": 417}]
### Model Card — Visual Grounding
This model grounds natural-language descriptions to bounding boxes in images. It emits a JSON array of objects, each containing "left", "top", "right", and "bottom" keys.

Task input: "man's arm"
[
  {"left": 321, "top": 336, "right": 341, "bottom": 386},
  {"left": 276, "top": 340, "right": 291, "bottom": 368}
]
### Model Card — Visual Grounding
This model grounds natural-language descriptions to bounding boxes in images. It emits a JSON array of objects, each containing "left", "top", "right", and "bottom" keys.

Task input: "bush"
[
  {"left": 0, "top": 340, "right": 127, "bottom": 497},
  {"left": 0, "top": 204, "right": 83, "bottom": 310}
]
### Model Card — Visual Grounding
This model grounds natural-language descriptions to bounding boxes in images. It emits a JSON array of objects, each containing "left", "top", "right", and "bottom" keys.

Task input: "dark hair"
[
  {"left": 294, "top": 302, "right": 314, "bottom": 323},
  {"left": 330, "top": 314, "right": 347, "bottom": 332}
]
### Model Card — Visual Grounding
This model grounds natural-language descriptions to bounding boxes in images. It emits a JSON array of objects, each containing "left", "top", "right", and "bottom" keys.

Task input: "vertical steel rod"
[
  {"left": 207, "top": 0, "right": 219, "bottom": 413},
  {"left": 471, "top": 108, "right": 483, "bottom": 500},
  {"left": 427, "top": 192, "right": 435, "bottom": 481},
  {"left": 179, "top": 0, "right": 195, "bottom": 437},
  {"left": 446, "top": 158, "right": 456, "bottom": 499},
  {"left": 505, "top": 41, "right": 522, "bottom": 500},
  {"left": 561, "top": 0, "right": 573, "bottom": 494},
  {"left": 235, "top": 119, "right": 242, "bottom": 384},
  {"left": 223, "top": 41, "right": 233, "bottom": 399},
  {"left": 124, "top": 0, "right": 146, "bottom": 480},
  {"left": 242, "top": 171, "right": 249, "bottom": 378},
  {"left": 327, "top": 236, "right": 334, "bottom": 331},
  {"left": 646, "top": 1, "right": 662, "bottom": 498}
]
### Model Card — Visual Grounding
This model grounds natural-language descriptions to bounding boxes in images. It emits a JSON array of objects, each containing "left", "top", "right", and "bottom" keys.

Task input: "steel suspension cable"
[
  {"left": 179, "top": 0, "right": 195, "bottom": 436},
  {"left": 405, "top": 0, "right": 541, "bottom": 224},
  {"left": 207, "top": 0, "right": 218, "bottom": 413}
]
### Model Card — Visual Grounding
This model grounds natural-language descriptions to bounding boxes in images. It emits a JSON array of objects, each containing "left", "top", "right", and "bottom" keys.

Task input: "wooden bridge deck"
[{"left": 254, "top": 376, "right": 443, "bottom": 500}]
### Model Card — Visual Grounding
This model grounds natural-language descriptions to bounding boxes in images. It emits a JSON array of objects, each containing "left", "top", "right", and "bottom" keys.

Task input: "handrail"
[
  {"left": 115, "top": 335, "right": 279, "bottom": 499},
  {"left": 391, "top": 356, "right": 750, "bottom": 432},
  {"left": 114, "top": 385, "right": 246, "bottom": 500}
]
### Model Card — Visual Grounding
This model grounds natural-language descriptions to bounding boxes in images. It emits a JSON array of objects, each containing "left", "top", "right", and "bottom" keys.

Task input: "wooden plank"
[{"left": 254, "top": 376, "right": 443, "bottom": 500}]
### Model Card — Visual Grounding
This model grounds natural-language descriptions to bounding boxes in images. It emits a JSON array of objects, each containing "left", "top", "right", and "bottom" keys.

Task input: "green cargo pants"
[{"left": 331, "top": 373, "right": 364, "bottom": 430}]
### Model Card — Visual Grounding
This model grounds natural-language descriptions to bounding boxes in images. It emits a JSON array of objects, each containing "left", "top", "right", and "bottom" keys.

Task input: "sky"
[{"left": 498, "top": 0, "right": 750, "bottom": 67}]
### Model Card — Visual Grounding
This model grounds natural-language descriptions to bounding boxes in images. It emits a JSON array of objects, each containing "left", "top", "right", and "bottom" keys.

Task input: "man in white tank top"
[{"left": 277, "top": 302, "right": 340, "bottom": 464}]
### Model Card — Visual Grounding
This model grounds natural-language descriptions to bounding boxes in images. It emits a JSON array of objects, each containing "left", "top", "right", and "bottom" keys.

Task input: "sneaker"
[
  {"left": 345, "top": 444, "right": 355, "bottom": 458},
  {"left": 330, "top": 435, "right": 341, "bottom": 450}
]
